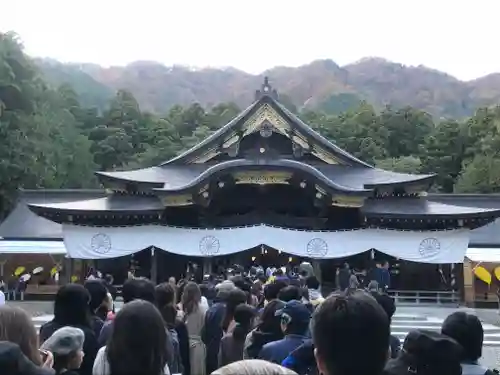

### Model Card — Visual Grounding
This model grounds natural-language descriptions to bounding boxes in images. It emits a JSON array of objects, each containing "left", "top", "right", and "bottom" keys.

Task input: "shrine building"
[{"left": 2, "top": 78, "right": 500, "bottom": 296}]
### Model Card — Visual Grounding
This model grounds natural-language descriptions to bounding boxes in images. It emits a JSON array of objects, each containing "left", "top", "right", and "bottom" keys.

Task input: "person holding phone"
[
  {"left": 0, "top": 341, "right": 54, "bottom": 375},
  {"left": 0, "top": 305, "right": 54, "bottom": 372}
]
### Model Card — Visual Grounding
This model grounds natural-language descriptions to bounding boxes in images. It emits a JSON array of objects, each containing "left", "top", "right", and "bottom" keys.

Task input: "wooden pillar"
[
  {"left": 151, "top": 247, "right": 158, "bottom": 285},
  {"left": 463, "top": 258, "right": 475, "bottom": 306},
  {"left": 61, "top": 257, "right": 71, "bottom": 285}
]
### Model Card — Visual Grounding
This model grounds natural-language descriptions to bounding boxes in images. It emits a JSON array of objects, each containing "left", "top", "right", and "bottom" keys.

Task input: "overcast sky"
[{"left": 1, "top": 0, "right": 498, "bottom": 81}]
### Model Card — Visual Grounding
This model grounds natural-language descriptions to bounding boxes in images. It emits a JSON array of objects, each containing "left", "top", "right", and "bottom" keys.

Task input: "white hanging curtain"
[{"left": 61, "top": 224, "right": 469, "bottom": 264}]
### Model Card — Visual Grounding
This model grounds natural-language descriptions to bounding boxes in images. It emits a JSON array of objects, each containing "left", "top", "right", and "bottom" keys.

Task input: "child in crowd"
[{"left": 40, "top": 326, "right": 85, "bottom": 375}]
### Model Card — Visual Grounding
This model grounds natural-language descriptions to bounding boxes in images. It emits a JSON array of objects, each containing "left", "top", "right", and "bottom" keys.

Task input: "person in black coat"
[
  {"left": 202, "top": 282, "right": 235, "bottom": 374},
  {"left": 39, "top": 284, "right": 99, "bottom": 375}
]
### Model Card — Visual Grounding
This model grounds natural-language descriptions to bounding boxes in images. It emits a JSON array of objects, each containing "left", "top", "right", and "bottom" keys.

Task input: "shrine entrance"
[{"left": 235, "top": 245, "right": 304, "bottom": 270}]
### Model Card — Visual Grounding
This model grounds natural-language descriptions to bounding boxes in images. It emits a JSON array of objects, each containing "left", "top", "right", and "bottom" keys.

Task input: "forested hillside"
[
  {"left": 35, "top": 57, "right": 500, "bottom": 119},
  {"left": 2, "top": 32, "right": 500, "bottom": 219}
]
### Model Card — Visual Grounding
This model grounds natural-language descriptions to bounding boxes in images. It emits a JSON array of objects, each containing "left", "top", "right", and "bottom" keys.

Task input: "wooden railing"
[{"left": 387, "top": 290, "right": 460, "bottom": 306}]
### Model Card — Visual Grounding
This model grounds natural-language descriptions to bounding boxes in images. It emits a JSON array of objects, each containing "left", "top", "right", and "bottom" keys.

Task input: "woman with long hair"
[
  {"left": 40, "top": 283, "right": 99, "bottom": 375},
  {"left": 243, "top": 299, "right": 286, "bottom": 359},
  {"left": 179, "top": 281, "right": 207, "bottom": 375},
  {"left": 0, "top": 305, "right": 53, "bottom": 368},
  {"left": 219, "top": 303, "right": 257, "bottom": 366},
  {"left": 93, "top": 299, "right": 169, "bottom": 375}
]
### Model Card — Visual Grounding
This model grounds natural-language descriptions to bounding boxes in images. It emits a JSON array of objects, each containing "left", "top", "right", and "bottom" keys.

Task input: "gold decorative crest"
[
  {"left": 161, "top": 194, "right": 193, "bottom": 206},
  {"left": 233, "top": 171, "right": 291, "bottom": 185}
]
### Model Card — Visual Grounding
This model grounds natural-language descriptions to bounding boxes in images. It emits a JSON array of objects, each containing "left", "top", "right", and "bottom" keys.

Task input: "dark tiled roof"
[
  {"left": 29, "top": 194, "right": 163, "bottom": 213},
  {"left": 313, "top": 165, "right": 434, "bottom": 190},
  {"left": 272, "top": 99, "right": 371, "bottom": 167},
  {"left": 96, "top": 164, "right": 210, "bottom": 188},
  {"left": 362, "top": 197, "right": 500, "bottom": 219},
  {"left": 0, "top": 189, "right": 106, "bottom": 239},
  {"left": 97, "top": 160, "right": 434, "bottom": 193},
  {"left": 160, "top": 100, "right": 258, "bottom": 165},
  {"left": 429, "top": 194, "right": 500, "bottom": 246}
]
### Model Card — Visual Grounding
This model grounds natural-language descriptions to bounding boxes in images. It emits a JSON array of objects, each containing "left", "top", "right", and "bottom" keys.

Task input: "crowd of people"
[{"left": 0, "top": 266, "right": 497, "bottom": 375}]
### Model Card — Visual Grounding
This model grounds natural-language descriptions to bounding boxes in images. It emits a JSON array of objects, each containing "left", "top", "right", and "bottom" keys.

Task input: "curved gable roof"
[{"left": 159, "top": 82, "right": 371, "bottom": 167}]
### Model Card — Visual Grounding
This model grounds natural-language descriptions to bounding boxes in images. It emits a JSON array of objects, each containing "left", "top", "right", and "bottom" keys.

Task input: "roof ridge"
[{"left": 19, "top": 188, "right": 106, "bottom": 194}]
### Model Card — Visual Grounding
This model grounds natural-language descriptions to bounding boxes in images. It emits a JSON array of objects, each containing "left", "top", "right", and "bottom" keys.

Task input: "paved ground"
[{"left": 6, "top": 301, "right": 500, "bottom": 370}]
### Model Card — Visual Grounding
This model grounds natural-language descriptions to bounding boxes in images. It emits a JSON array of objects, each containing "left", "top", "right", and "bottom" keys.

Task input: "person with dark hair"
[
  {"left": 244, "top": 299, "right": 286, "bottom": 359},
  {"left": 121, "top": 277, "right": 156, "bottom": 304},
  {"left": 84, "top": 280, "right": 110, "bottom": 338},
  {"left": 259, "top": 300, "right": 310, "bottom": 364},
  {"left": 93, "top": 300, "right": 170, "bottom": 375},
  {"left": 222, "top": 288, "right": 248, "bottom": 334},
  {"left": 202, "top": 280, "right": 235, "bottom": 375},
  {"left": 338, "top": 263, "right": 350, "bottom": 291},
  {"left": 370, "top": 291, "right": 400, "bottom": 358},
  {"left": 98, "top": 277, "right": 155, "bottom": 347},
  {"left": 230, "top": 275, "right": 256, "bottom": 305},
  {"left": 304, "top": 277, "right": 324, "bottom": 307},
  {"left": 263, "top": 281, "right": 288, "bottom": 306},
  {"left": 385, "top": 330, "right": 462, "bottom": 375},
  {"left": 156, "top": 282, "right": 189, "bottom": 375},
  {"left": 219, "top": 304, "right": 257, "bottom": 366},
  {"left": 441, "top": 311, "right": 496, "bottom": 375},
  {"left": 312, "top": 290, "right": 389, "bottom": 375},
  {"left": 40, "top": 284, "right": 99, "bottom": 375},
  {"left": 278, "top": 286, "right": 302, "bottom": 303}
]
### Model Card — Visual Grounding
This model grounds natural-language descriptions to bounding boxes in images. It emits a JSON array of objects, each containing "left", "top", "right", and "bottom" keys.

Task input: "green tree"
[
  {"left": 455, "top": 154, "right": 500, "bottom": 193},
  {"left": 375, "top": 156, "right": 422, "bottom": 174},
  {"left": 420, "top": 120, "right": 466, "bottom": 192}
]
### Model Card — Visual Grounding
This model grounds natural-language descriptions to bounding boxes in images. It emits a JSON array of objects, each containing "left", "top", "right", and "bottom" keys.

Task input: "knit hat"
[{"left": 40, "top": 326, "right": 85, "bottom": 355}]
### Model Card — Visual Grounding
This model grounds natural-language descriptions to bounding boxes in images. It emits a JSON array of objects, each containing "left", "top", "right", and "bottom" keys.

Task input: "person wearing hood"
[{"left": 243, "top": 299, "right": 285, "bottom": 359}]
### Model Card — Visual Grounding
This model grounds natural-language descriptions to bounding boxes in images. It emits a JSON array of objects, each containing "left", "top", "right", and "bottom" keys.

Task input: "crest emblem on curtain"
[
  {"left": 199, "top": 235, "right": 220, "bottom": 256},
  {"left": 418, "top": 238, "right": 441, "bottom": 257},
  {"left": 306, "top": 238, "right": 328, "bottom": 257},
  {"left": 91, "top": 233, "right": 112, "bottom": 254}
]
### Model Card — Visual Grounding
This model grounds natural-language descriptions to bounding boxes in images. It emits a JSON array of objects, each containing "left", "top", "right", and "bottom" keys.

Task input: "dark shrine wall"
[
  {"left": 163, "top": 184, "right": 362, "bottom": 229},
  {"left": 238, "top": 131, "right": 294, "bottom": 159}
]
